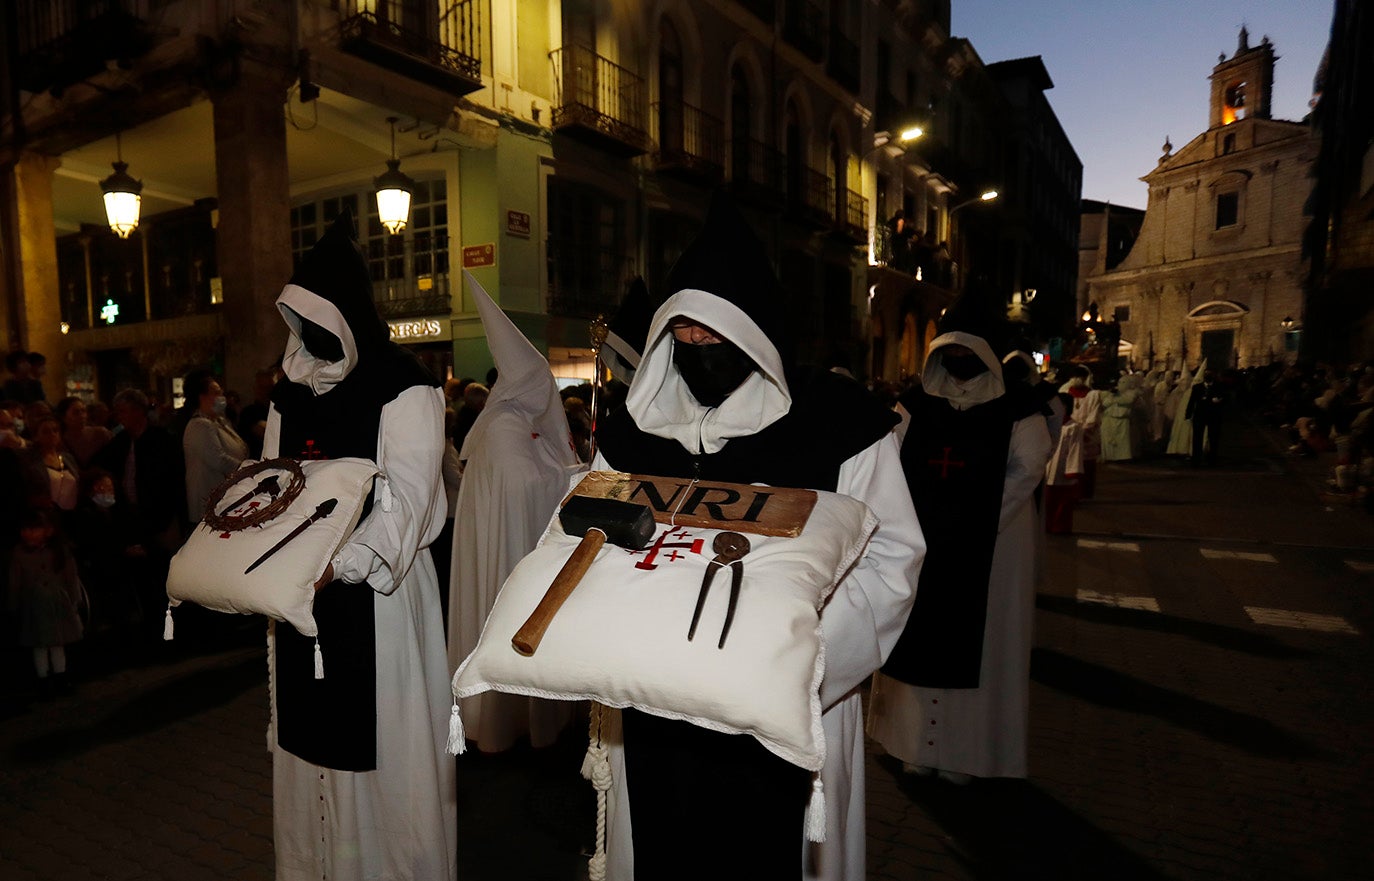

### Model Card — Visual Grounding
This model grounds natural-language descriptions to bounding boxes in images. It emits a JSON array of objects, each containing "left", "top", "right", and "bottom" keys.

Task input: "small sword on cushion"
[{"left": 244, "top": 498, "right": 338, "bottom": 575}]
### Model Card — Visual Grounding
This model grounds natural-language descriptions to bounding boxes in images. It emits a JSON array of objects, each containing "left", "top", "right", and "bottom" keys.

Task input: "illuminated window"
[{"left": 1223, "top": 81, "right": 1247, "bottom": 124}]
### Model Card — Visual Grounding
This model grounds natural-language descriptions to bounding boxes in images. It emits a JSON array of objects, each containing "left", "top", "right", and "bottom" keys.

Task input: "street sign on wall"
[{"left": 461, "top": 243, "right": 495, "bottom": 268}]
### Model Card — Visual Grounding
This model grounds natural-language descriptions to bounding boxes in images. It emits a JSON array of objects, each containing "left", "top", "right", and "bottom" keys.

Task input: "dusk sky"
[{"left": 951, "top": 1, "right": 1335, "bottom": 209}]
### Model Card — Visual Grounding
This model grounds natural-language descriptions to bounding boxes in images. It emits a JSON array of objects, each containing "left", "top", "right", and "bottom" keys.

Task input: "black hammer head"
[{"left": 560, "top": 496, "right": 656, "bottom": 550}]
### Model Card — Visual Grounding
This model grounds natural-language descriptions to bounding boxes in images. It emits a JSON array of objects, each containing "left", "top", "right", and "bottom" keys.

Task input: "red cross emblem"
[
  {"left": 632, "top": 526, "right": 705, "bottom": 571},
  {"left": 928, "top": 446, "right": 965, "bottom": 479},
  {"left": 219, "top": 500, "right": 260, "bottom": 538}
]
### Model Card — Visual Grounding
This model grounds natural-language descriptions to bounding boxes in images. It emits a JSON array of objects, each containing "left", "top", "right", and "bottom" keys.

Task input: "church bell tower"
[{"left": 1209, "top": 26, "right": 1276, "bottom": 128}]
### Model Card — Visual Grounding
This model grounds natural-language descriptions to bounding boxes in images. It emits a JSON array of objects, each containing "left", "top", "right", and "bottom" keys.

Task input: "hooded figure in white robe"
[
  {"left": 265, "top": 212, "right": 456, "bottom": 881},
  {"left": 1167, "top": 361, "right": 1208, "bottom": 456},
  {"left": 868, "top": 314, "right": 1053, "bottom": 781},
  {"left": 447, "top": 271, "right": 583, "bottom": 752},
  {"left": 592, "top": 193, "right": 923, "bottom": 881},
  {"left": 1100, "top": 373, "right": 1145, "bottom": 461},
  {"left": 1152, "top": 371, "right": 1174, "bottom": 444}
]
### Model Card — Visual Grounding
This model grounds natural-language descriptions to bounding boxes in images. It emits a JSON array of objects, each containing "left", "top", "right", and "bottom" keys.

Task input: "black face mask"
[
  {"left": 298, "top": 315, "right": 345, "bottom": 363},
  {"left": 672, "top": 339, "right": 756, "bottom": 407},
  {"left": 941, "top": 353, "right": 988, "bottom": 382}
]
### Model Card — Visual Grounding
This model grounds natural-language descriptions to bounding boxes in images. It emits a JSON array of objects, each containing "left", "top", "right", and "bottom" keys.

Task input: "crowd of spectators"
[{"left": 0, "top": 352, "right": 280, "bottom": 706}]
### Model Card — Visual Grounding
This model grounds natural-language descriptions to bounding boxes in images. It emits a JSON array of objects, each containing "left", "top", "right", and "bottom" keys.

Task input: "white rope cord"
[
  {"left": 667, "top": 476, "right": 699, "bottom": 529},
  {"left": 581, "top": 702, "right": 612, "bottom": 881}
]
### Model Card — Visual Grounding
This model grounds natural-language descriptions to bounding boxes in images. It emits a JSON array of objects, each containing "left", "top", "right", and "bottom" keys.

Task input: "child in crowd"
[{"left": 8, "top": 508, "right": 86, "bottom": 696}]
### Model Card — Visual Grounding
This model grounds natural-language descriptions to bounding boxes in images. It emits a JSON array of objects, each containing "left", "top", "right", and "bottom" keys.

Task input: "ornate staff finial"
[{"left": 587, "top": 314, "right": 609, "bottom": 460}]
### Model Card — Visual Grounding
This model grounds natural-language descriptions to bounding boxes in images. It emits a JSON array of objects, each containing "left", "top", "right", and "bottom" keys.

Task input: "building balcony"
[
  {"left": 826, "top": 28, "right": 860, "bottom": 92},
  {"left": 550, "top": 45, "right": 650, "bottom": 157},
  {"left": 338, "top": 0, "right": 483, "bottom": 97},
  {"left": 787, "top": 166, "right": 833, "bottom": 229},
  {"left": 729, "top": 138, "right": 786, "bottom": 209},
  {"left": 837, "top": 188, "right": 868, "bottom": 243},
  {"left": 782, "top": 0, "right": 826, "bottom": 62},
  {"left": 13, "top": 0, "right": 158, "bottom": 95},
  {"left": 651, "top": 102, "right": 725, "bottom": 185},
  {"left": 546, "top": 239, "right": 635, "bottom": 319},
  {"left": 870, "top": 224, "right": 956, "bottom": 290}
]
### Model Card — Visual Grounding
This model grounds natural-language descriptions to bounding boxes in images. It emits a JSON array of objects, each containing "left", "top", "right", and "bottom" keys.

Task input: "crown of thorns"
[{"left": 202, "top": 457, "right": 306, "bottom": 532}]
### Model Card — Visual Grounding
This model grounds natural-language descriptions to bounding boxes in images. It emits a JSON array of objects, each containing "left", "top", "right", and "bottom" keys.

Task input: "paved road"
[{"left": 2, "top": 416, "right": 1371, "bottom": 880}]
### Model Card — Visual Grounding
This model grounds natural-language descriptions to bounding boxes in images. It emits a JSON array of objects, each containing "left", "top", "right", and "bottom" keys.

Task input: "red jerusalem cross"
[
  {"left": 928, "top": 446, "right": 965, "bottom": 479},
  {"left": 634, "top": 526, "right": 705, "bottom": 571}
]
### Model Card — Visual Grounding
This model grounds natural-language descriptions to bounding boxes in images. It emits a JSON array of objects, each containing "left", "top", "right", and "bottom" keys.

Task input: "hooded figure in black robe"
[
  {"left": 264, "top": 211, "right": 456, "bottom": 881},
  {"left": 869, "top": 293, "right": 1052, "bottom": 782},
  {"left": 594, "top": 192, "right": 924, "bottom": 881}
]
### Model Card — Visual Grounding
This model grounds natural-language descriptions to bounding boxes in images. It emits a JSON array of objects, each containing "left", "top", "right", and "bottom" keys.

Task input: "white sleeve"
[
  {"left": 999, "top": 415, "right": 1053, "bottom": 532},
  {"left": 820, "top": 433, "right": 924, "bottom": 708},
  {"left": 263, "top": 404, "right": 282, "bottom": 458},
  {"left": 333, "top": 385, "right": 447, "bottom": 595}
]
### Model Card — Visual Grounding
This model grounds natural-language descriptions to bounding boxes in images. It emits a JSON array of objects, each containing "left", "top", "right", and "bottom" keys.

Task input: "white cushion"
[
  {"left": 167, "top": 457, "right": 380, "bottom": 638},
  {"left": 451, "top": 473, "right": 878, "bottom": 770}
]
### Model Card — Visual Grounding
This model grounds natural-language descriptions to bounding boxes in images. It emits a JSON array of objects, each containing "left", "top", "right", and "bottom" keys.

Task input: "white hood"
[
  {"left": 922, "top": 331, "right": 1005, "bottom": 410},
  {"left": 276, "top": 283, "right": 360, "bottom": 395},
  {"left": 624, "top": 288, "right": 790, "bottom": 455},
  {"left": 461, "top": 271, "right": 579, "bottom": 468}
]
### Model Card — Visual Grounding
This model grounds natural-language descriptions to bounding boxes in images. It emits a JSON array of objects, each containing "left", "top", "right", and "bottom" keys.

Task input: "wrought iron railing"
[
  {"left": 339, "top": 0, "right": 482, "bottom": 85},
  {"left": 652, "top": 101, "right": 725, "bottom": 174},
  {"left": 546, "top": 239, "right": 635, "bottom": 318},
  {"left": 13, "top": 0, "right": 146, "bottom": 54},
  {"left": 374, "top": 294, "right": 452, "bottom": 319},
  {"left": 789, "top": 166, "right": 832, "bottom": 222},
  {"left": 550, "top": 44, "right": 648, "bottom": 149},
  {"left": 731, "top": 137, "right": 784, "bottom": 194},
  {"left": 844, "top": 189, "right": 868, "bottom": 240}
]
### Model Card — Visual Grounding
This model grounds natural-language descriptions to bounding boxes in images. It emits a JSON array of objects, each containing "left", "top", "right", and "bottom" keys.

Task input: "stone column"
[
  {"left": 6, "top": 153, "right": 66, "bottom": 399},
  {"left": 212, "top": 61, "right": 294, "bottom": 397}
]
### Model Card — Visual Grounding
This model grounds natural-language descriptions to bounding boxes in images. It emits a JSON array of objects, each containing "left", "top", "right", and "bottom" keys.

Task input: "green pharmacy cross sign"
[{"left": 100, "top": 299, "right": 120, "bottom": 325}]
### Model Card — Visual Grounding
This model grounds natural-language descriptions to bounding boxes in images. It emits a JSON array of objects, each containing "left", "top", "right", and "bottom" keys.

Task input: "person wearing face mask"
[
  {"left": 181, "top": 368, "right": 249, "bottom": 528},
  {"left": 69, "top": 469, "right": 142, "bottom": 636},
  {"left": 867, "top": 294, "right": 1052, "bottom": 785},
  {"left": 593, "top": 193, "right": 924, "bottom": 881}
]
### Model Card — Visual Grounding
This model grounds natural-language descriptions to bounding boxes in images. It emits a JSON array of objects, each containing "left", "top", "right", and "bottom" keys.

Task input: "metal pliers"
[{"left": 688, "top": 532, "right": 751, "bottom": 649}]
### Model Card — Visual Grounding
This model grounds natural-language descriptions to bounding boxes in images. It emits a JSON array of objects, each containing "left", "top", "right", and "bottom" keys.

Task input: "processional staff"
[{"left": 587, "top": 313, "right": 609, "bottom": 461}]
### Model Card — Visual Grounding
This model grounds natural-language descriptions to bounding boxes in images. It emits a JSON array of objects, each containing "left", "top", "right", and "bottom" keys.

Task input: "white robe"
[
  {"left": 595, "top": 437, "right": 922, "bottom": 881},
  {"left": 599, "top": 285, "right": 923, "bottom": 881},
  {"left": 447, "top": 406, "right": 579, "bottom": 750},
  {"left": 446, "top": 272, "right": 582, "bottom": 752},
  {"left": 868, "top": 414, "right": 1052, "bottom": 779},
  {"left": 266, "top": 386, "right": 457, "bottom": 881},
  {"left": 1099, "top": 388, "right": 1143, "bottom": 461}
]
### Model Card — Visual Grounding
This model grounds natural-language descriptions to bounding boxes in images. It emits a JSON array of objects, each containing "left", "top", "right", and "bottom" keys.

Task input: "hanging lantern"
[
  {"left": 374, "top": 117, "right": 415, "bottom": 235},
  {"left": 100, "top": 133, "right": 143, "bottom": 239}
]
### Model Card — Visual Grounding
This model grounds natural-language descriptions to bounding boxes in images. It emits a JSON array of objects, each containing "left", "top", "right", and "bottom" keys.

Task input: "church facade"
[{"left": 1084, "top": 30, "right": 1316, "bottom": 371}]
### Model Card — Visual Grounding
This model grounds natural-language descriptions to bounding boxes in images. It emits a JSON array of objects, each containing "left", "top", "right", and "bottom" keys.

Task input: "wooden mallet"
[{"left": 511, "top": 495, "right": 655, "bottom": 656}]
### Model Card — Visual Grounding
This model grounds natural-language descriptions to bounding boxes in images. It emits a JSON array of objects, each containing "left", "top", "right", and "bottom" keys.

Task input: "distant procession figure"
[
  {"left": 1167, "top": 361, "right": 1208, "bottom": 457},
  {"left": 868, "top": 300, "right": 1052, "bottom": 783}
]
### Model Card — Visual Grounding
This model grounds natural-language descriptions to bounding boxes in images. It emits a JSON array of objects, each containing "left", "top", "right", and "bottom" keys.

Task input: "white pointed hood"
[{"left": 461, "top": 271, "right": 579, "bottom": 468}]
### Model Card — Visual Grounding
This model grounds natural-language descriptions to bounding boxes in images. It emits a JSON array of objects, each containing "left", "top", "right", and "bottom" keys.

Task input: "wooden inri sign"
[{"left": 566, "top": 471, "right": 817, "bottom": 538}]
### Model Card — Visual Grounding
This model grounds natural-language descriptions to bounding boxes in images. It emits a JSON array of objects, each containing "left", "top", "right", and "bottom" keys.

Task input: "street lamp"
[
  {"left": 948, "top": 189, "right": 999, "bottom": 216},
  {"left": 99, "top": 132, "right": 143, "bottom": 239},
  {"left": 1280, "top": 315, "right": 1295, "bottom": 331},
  {"left": 374, "top": 117, "right": 416, "bottom": 235}
]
